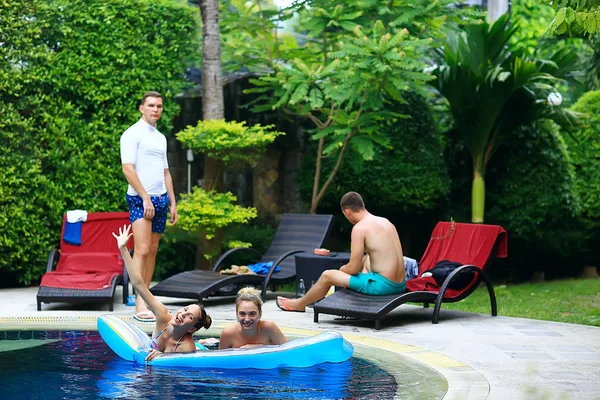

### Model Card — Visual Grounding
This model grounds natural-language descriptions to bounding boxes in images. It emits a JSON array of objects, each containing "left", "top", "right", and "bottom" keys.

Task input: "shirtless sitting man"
[{"left": 276, "top": 191, "right": 406, "bottom": 312}]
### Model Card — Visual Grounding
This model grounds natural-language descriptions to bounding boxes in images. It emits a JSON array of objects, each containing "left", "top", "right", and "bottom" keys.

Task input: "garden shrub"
[
  {"left": 484, "top": 120, "right": 581, "bottom": 279},
  {"left": 567, "top": 91, "right": 600, "bottom": 266},
  {"left": 0, "top": 0, "right": 201, "bottom": 285}
]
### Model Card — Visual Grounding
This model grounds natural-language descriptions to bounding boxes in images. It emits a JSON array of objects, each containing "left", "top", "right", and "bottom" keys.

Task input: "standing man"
[
  {"left": 276, "top": 191, "right": 406, "bottom": 312},
  {"left": 120, "top": 91, "right": 178, "bottom": 322}
]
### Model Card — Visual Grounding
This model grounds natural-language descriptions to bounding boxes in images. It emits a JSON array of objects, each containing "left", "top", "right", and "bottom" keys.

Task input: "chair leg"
[
  {"left": 109, "top": 302, "right": 113, "bottom": 312},
  {"left": 375, "top": 319, "right": 382, "bottom": 330},
  {"left": 314, "top": 312, "right": 319, "bottom": 323},
  {"left": 432, "top": 304, "right": 441, "bottom": 324},
  {"left": 260, "top": 285, "right": 267, "bottom": 301},
  {"left": 423, "top": 302, "right": 429, "bottom": 308},
  {"left": 432, "top": 289, "right": 446, "bottom": 324},
  {"left": 480, "top": 274, "right": 498, "bottom": 316},
  {"left": 37, "top": 301, "right": 42, "bottom": 311},
  {"left": 122, "top": 283, "right": 129, "bottom": 304}
]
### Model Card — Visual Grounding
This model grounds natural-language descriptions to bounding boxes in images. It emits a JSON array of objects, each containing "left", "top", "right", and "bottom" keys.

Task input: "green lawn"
[{"left": 443, "top": 278, "right": 600, "bottom": 327}]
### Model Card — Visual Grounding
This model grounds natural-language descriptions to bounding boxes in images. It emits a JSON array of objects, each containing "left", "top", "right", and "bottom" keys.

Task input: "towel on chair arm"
[
  {"left": 63, "top": 210, "right": 88, "bottom": 246},
  {"left": 63, "top": 222, "right": 83, "bottom": 246},
  {"left": 247, "top": 261, "right": 279, "bottom": 274}
]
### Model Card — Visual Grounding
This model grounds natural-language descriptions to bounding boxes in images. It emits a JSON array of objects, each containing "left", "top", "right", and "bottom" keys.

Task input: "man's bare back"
[
  {"left": 358, "top": 214, "right": 405, "bottom": 283},
  {"left": 275, "top": 191, "right": 406, "bottom": 312}
]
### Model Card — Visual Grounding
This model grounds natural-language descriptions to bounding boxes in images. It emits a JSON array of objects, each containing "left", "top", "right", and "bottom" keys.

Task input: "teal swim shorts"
[{"left": 348, "top": 272, "right": 407, "bottom": 296}]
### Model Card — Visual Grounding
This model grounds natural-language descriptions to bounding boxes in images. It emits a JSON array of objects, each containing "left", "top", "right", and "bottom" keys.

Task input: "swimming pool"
[{"left": 0, "top": 330, "right": 447, "bottom": 399}]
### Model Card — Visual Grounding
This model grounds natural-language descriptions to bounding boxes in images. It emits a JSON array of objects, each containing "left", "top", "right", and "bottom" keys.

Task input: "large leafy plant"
[
  {"left": 250, "top": 20, "right": 432, "bottom": 212},
  {"left": 433, "top": 14, "right": 579, "bottom": 222}
]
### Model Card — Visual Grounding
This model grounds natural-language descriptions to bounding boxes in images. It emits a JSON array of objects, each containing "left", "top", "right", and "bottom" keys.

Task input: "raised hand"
[{"left": 112, "top": 224, "right": 133, "bottom": 249}]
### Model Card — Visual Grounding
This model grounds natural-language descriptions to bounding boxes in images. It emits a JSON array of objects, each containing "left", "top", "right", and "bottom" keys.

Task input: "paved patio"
[{"left": 0, "top": 285, "right": 599, "bottom": 399}]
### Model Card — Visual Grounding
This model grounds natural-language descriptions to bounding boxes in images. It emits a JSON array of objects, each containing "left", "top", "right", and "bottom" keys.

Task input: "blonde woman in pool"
[
  {"left": 113, "top": 225, "right": 212, "bottom": 361},
  {"left": 219, "top": 287, "right": 287, "bottom": 349}
]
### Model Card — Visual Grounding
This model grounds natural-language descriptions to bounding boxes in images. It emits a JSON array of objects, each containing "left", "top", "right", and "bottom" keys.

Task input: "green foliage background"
[
  {"left": 0, "top": 0, "right": 201, "bottom": 285},
  {"left": 447, "top": 119, "right": 581, "bottom": 279},
  {"left": 485, "top": 120, "right": 580, "bottom": 244},
  {"left": 302, "top": 92, "right": 450, "bottom": 212},
  {"left": 567, "top": 91, "right": 600, "bottom": 264}
]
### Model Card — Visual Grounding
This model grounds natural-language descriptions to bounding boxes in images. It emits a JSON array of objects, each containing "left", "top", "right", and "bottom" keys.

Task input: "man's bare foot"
[{"left": 276, "top": 296, "right": 305, "bottom": 312}]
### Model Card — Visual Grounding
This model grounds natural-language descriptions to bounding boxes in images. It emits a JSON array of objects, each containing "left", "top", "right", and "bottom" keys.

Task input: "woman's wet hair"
[
  {"left": 192, "top": 303, "right": 212, "bottom": 330},
  {"left": 236, "top": 287, "right": 263, "bottom": 315}
]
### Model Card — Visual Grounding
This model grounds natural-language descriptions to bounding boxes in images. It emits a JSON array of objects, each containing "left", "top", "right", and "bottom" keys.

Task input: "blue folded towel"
[
  {"left": 64, "top": 221, "right": 83, "bottom": 246},
  {"left": 247, "top": 261, "right": 279, "bottom": 274}
]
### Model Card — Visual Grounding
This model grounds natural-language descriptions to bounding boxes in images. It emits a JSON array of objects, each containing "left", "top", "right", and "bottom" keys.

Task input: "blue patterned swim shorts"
[{"left": 126, "top": 193, "right": 170, "bottom": 234}]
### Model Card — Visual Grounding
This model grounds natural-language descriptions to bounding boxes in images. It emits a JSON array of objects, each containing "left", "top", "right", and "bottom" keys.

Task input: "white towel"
[{"left": 66, "top": 210, "right": 88, "bottom": 223}]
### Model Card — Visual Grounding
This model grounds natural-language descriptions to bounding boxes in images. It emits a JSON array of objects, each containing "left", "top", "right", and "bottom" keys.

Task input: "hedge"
[
  {"left": 0, "top": 0, "right": 201, "bottom": 285},
  {"left": 567, "top": 91, "right": 600, "bottom": 265},
  {"left": 484, "top": 120, "right": 581, "bottom": 278}
]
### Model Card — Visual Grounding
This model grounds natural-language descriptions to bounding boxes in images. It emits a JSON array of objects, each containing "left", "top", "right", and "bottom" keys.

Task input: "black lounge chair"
[
  {"left": 150, "top": 213, "right": 334, "bottom": 300},
  {"left": 313, "top": 221, "right": 507, "bottom": 329},
  {"left": 37, "top": 212, "right": 132, "bottom": 311}
]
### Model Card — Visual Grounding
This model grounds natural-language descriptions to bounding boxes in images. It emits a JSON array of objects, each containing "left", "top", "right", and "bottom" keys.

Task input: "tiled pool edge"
[
  {"left": 283, "top": 326, "right": 489, "bottom": 400},
  {"left": 0, "top": 315, "right": 489, "bottom": 400}
]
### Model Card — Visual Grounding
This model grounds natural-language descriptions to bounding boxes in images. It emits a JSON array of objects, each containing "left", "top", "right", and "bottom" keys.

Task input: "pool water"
[{"left": 0, "top": 330, "right": 446, "bottom": 399}]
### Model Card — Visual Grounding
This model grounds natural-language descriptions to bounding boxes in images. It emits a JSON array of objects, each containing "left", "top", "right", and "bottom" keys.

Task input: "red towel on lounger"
[
  {"left": 406, "top": 222, "right": 507, "bottom": 298},
  {"left": 40, "top": 253, "right": 124, "bottom": 290}
]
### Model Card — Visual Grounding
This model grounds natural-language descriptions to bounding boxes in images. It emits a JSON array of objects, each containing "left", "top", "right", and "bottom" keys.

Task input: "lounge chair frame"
[
  {"left": 36, "top": 212, "right": 131, "bottom": 311},
  {"left": 37, "top": 248, "right": 130, "bottom": 311},
  {"left": 150, "top": 214, "right": 334, "bottom": 301},
  {"left": 313, "top": 264, "right": 497, "bottom": 330},
  {"left": 313, "top": 221, "right": 506, "bottom": 330}
]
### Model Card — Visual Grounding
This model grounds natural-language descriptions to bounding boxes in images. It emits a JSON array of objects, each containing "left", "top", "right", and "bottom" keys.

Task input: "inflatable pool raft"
[{"left": 97, "top": 314, "right": 354, "bottom": 369}]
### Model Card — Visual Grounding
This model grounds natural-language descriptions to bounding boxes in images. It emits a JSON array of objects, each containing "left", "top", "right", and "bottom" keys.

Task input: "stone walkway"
[{"left": 1, "top": 285, "right": 599, "bottom": 399}]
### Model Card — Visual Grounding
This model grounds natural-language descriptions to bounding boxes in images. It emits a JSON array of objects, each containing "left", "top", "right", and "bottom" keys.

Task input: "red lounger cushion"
[
  {"left": 406, "top": 222, "right": 507, "bottom": 298},
  {"left": 40, "top": 253, "right": 124, "bottom": 290}
]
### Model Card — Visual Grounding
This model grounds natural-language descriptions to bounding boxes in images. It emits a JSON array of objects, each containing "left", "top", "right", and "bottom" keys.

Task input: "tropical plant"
[{"left": 433, "top": 14, "right": 579, "bottom": 222}]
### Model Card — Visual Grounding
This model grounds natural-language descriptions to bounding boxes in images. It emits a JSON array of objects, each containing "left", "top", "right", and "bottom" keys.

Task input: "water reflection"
[
  {"left": 0, "top": 331, "right": 400, "bottom": 400},
  {"left": 99, "top": 358, "right": 358, "bottom": 399}
]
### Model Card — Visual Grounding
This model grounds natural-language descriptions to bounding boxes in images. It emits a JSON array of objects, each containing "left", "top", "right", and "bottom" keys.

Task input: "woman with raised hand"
[
  {"left": 113, "top": 225, "right": 212, "bottom": 361},
  {"left": 219, "top": 287, "right": 287, "bottom": 349}
]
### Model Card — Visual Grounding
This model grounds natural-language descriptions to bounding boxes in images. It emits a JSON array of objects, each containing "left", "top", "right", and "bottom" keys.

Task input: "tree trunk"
[
  {"left": 310, "top": 132, "right": 352, "bottom": 214},
  {"left": 198, "top": 0, "right": 224, "bottom": 269},
  {"left": 200, "top": 0, "right": 224, "bottom": 192},
  {"left": 471, "top": 167, "right": 485, "bottom": 224}
]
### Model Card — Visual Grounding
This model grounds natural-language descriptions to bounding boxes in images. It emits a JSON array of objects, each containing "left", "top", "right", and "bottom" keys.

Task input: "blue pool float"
[{"left": 97, "top": 314, "right": 354, "bottom": 369}]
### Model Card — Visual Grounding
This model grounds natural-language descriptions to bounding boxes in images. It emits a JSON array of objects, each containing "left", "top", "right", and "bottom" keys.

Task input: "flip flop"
[
  {"left": 276, "top": 297, "right": 305, "bottom": 313},
  {"left": 133, "top": 311, "right": 156, "bottom": 322}
]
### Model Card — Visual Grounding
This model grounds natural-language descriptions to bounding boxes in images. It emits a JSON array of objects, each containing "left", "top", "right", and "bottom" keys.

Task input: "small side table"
[{"left": 295, "top": 252, "right": 350, "bottom": 295}]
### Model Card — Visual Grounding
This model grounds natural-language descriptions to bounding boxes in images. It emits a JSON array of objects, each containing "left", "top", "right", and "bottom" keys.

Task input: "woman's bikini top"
[
  {"left": 150, "top": 324, "right": 169, "bottom": 350},
  {"left": 150, "top": 323, "right": 184, "bottom": 352}
]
